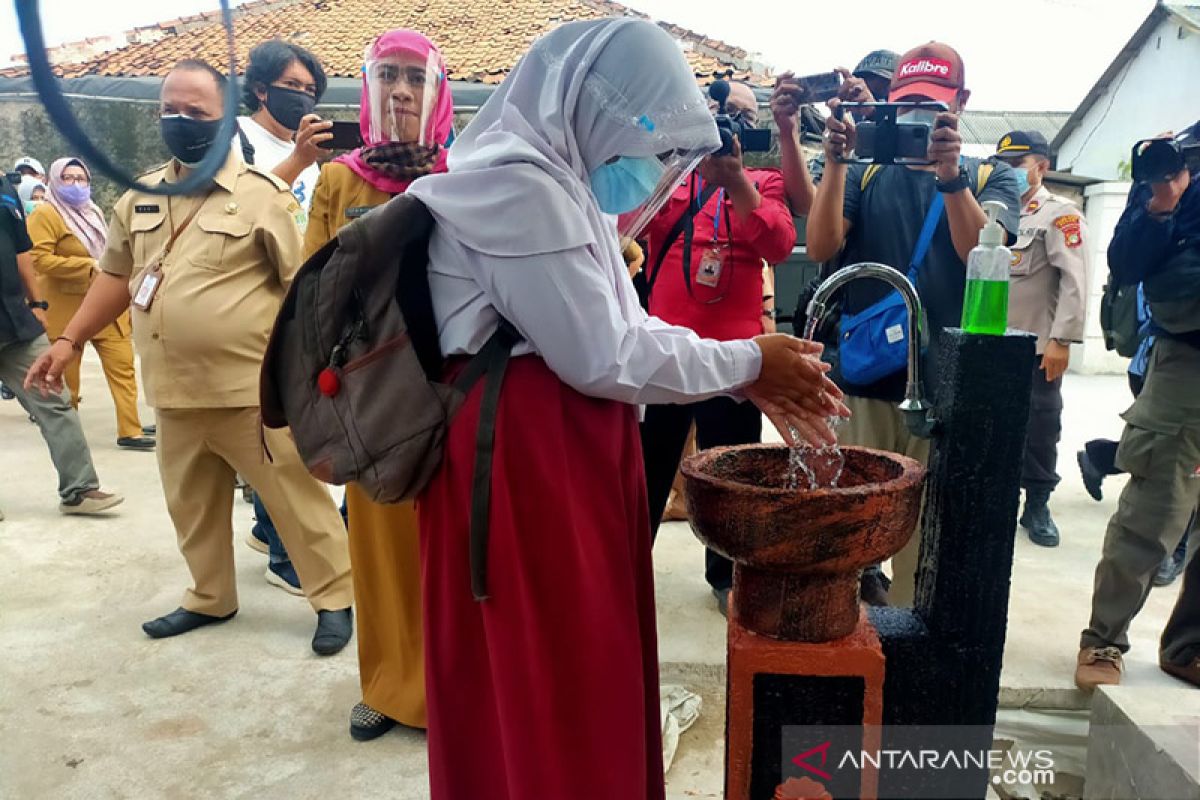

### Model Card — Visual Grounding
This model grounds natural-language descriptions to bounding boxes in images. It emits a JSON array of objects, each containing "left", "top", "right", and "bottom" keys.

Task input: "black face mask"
[
  {"left": 265, "top": 85, "right": 316, "bottom": 132},
  {"left": 160, "top": 114, "right": 222, "bottom": 166}
]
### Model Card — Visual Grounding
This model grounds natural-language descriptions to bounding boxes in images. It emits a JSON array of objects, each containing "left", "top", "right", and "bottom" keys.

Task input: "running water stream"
[{"left": 784, "top": 417, "right": 847, "bottom": 490}]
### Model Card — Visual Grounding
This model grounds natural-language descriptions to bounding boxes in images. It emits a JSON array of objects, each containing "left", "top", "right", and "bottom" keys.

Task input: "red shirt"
[{"left": 645, "top": 168, "right": 795, "bottom": 342}]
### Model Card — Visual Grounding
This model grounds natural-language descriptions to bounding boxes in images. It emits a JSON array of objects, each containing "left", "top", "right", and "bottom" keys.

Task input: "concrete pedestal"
[{"left": 725, "top": 607, "right": 884, "bottom": 800}]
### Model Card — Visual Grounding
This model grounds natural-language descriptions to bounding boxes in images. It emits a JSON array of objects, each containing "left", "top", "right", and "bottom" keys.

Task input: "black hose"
[{"left": 14, "top": 0, "right": 241, "bottom": 196}]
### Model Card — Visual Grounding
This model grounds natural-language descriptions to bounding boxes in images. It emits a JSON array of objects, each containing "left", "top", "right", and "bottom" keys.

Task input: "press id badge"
[
  {"left": 132, "top": 265, "right": 162, "bottom": 311},
  {"left": 696, "top": 246, "right": 725, "bottom": 288}
]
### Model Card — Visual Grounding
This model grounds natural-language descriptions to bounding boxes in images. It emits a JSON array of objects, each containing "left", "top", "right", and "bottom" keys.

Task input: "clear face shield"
[
  {"left": 365, "top": 47, "right": 442, "bottom": 147},
  {"left": 616, "top": 146, "right": 711, "bottom": 248}
]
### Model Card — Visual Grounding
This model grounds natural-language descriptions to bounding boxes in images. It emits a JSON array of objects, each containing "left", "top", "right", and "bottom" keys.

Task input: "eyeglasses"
[{"left": 59, "top": 174, "right": 89, "bottom": 185}]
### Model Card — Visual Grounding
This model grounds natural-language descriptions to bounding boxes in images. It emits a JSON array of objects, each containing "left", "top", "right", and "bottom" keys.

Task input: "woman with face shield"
[
  {"left": 302, "top": 30, "right": 454, "bottom": 742},
  {"left": 406, "top": 18, "right": 845, "bottom": 798}
]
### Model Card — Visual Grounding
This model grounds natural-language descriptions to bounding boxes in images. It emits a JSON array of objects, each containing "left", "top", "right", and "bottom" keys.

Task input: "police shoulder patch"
[{"left": 1053, "top": 214, "right": 1083, "bottom": 248}]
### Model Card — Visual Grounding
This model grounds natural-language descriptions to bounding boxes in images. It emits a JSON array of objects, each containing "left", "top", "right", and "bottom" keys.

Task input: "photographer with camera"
[
  {"left": 1076, "top": 121, "right": 1200, "bottom": 692},
  {"left": 805, "top": 42, "right": 1021, "bottom": 606},
  {"left": 640, "top": 79, "right": 798, "bottom": 615}
]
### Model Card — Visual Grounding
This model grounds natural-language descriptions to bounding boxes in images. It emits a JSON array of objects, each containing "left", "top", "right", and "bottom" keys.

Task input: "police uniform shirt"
[
  {"left": 99, "top": 152, "right": 304, "bottom": 408},
  {"left": 1008, "top": 186, "right": 1090, "bottom": 354},
  {"left": 0, "top": 177, "right": 40, "bottom": 344}
]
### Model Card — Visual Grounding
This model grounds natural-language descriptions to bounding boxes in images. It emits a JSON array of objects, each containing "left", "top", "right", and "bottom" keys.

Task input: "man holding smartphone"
[
  {"left": 238, "top": 39, "right": 334, "bottom": 226},
  {"left": 805, "top": 42, "right": 1021, "bottom": 606}
]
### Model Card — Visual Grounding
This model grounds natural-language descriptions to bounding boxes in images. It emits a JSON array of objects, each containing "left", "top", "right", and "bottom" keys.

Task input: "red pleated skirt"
[{"left": 418, "top": 356, "right": 665, "bottom": 800}]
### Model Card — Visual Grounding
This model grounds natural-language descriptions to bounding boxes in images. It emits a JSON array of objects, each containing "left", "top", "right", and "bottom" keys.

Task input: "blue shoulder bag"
[{"left": 837, "top": 191, "right": 944, "bottom": 386}]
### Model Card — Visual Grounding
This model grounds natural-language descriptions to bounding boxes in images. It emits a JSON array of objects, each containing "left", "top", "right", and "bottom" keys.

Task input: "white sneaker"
[{"left": 60, "top": 490, "right": 124, "bottom": 515}]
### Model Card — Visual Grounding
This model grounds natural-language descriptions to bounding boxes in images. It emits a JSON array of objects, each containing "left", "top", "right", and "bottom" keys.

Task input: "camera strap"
[{"left": 645, "top": 180, "right": 719, "bottom": 299}]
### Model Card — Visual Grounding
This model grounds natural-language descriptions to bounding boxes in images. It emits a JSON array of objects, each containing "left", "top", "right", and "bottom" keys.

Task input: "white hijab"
[{"left": 407, "top": 17, "right": 719, "bottom": 325}]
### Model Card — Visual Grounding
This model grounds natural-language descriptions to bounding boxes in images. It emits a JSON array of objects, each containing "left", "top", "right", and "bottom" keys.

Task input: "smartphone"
[
  {"left": 856, "top": 121, "right": 932, "bottom": 163},
  {"left": 797, "top": 70, "right": 842, "bottom": 104},
  {"left": 318, "top": 120, "right": 364, "bottom": 151},
  {"left": 835, "top": 101, "right": 947, "bottom": 165}
]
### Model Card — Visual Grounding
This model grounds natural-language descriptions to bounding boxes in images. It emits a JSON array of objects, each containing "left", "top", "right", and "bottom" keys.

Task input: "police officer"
[
  {"left": 994, "top": 131, "right": 1089, "bottom": 547},
  {"left": 1075, "top": 123, "right": 1200, "bottom": 691},
  {"left": 0, "top": 172, "right": 122, "bottom": 518},
  {"left": 26, "top": 59, "right": 354, "bottom": 654}
]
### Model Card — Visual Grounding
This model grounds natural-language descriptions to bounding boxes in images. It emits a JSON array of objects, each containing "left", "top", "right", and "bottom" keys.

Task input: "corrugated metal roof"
[
  {"left": 1164, "top": 1, "right": 1200, "bottom": 29},
  {"left": 959, "top": 110, "right": 1072, "bottom": 148}
]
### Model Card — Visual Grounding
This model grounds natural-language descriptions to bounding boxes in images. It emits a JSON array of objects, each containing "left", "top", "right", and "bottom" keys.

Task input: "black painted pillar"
[
  {"left": 916, "top": 329, "right": 1036, "bottom": 664},
  {"left": 872, "top": 329, "right": 1035, "bottom": 799}
]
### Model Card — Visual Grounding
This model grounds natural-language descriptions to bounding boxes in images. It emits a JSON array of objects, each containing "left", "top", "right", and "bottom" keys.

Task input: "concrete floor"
[{"left": 0, "top": 355, "right": 1190, "bottom": 799}]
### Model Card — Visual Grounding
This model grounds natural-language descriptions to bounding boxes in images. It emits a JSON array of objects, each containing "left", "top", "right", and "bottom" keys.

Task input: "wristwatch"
[
  {"left": 27, "top": 300, "right": 48, "bottom": 310},
  {"left": 935, "top": 166, "right": 971, "bottom": 194}
]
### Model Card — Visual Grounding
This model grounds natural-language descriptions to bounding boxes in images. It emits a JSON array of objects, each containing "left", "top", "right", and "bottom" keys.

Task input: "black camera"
[
  {"left": 4, "top": 171, "right": 22, "bottom": 187},
  {"left": 1131, "top": 127, "right": 1200, "bottom": 183},
  {"left": 834, "top": 101, "right": 949, "bottom": 165},
  {"left": 708, "top": 79, "right": 771, "bottom": 156}
]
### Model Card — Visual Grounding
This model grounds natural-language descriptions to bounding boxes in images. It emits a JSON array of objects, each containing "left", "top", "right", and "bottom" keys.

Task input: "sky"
[{"left": 0, "top": 0, "right": 1159, "bottom": 112}]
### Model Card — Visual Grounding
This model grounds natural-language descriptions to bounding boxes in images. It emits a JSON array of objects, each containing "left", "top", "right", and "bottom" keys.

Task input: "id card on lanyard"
[
  {"left": 694, "top": 178, "right": 729, "bottom": 290},
  {"left": 132, "top": 194, "right": 210, "bottom": 311}
]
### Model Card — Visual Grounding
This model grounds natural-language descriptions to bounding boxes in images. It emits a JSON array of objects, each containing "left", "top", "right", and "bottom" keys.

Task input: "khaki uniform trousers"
[
  {"left": 344, "top": 484, "right": 427, "bottom": 728},
  {"left": 45, "top": 302, "right": 142, "bottom": 440},
  {"left": 156, "top": 406, "right": 353, "bottom": 617},
  {"left": 1083, "top": 338, "right": 1200, "bottom": 664},
  {"left": 839, "top": 395, "right": 932, "bottom": 606}
]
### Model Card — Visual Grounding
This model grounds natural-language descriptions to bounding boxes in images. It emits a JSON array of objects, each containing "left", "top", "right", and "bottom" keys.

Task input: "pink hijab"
[
  {"left": 334, "top": 30, "right": 454, "bottom": 195},
  {"left": 47, "top": 157, "right": 108, "bottom": 260}
]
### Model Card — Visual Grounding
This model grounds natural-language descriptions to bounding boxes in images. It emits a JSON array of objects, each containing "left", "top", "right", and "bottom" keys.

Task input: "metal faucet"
[{"left": 802, "top": 262, "right": 936, "bottom": 439}]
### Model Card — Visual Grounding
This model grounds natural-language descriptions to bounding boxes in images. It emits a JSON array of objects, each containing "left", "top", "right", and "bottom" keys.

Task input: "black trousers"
[
  {"left": 1022, "top": 363, "right": 1063, "bottom": 494},
  {"left": 641, "top": 397, "right": 762, "bottom": 591},
  {"left": 1084, "top": 371, "right": 1147, "bottom": 477},
  {"left": 1162, "top": 514, "right": 1200, "bottom": 665}
]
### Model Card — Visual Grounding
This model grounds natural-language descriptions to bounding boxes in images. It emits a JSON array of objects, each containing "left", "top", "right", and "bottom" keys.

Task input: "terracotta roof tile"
[{"left": 18, "top": 0, "right": 769, "bottom": 86}]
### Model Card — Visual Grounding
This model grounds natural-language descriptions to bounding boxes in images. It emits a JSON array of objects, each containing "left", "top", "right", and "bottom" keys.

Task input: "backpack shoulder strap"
[
  {"left": 975, "top": 162, "right": 994, "bottom": 194},
  {"left": 860, "top": 164, "right": 883, "bottom": 192}
]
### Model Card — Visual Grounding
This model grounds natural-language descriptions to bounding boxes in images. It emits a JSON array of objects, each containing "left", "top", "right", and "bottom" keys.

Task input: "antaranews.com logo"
[{"left": 782, "top": 725, "right": 1055, "bottom": 799}]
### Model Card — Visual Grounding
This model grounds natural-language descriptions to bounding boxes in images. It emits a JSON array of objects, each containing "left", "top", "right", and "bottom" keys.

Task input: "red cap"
[{"left": 888, "top": 42, "right": 966, "bottom": 104}]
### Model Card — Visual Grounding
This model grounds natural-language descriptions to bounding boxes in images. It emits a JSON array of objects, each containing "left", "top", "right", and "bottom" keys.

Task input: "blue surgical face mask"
[
  {"left": 1010, "top": 166, "right": 1031, "bottom": 197},
  {"left": 588, "top": 155, "right": 664, "bottom": 215}
]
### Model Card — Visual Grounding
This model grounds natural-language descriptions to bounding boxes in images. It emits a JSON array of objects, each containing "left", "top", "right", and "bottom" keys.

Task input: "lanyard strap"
[
  {"left": 695, "top": 178, "right": 727, "bottom": 242},
  {"left": 161, "top": 189, "right": 215, "bottom": 264}
]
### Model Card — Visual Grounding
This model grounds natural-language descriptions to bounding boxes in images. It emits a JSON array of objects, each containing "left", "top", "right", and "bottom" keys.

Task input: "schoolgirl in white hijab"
[{"left": 408, "top": 18, "right": 844, "bottom": 799}]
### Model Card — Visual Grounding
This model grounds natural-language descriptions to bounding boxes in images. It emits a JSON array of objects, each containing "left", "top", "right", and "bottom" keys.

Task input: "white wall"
[
  {"left": 1057, "top": 15, "right": 1200, "bottom": 182},
  {"left": 1076, "top": 181, "right": 1134, "bottom": 375}
]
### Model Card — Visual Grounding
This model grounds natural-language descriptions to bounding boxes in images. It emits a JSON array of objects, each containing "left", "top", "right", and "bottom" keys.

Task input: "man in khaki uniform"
[
  {"left": 994, "top": 131, "right": 1089, "bottom": 548},
  {"left": 25, "top": 60, "right": 354, "bottom": 655}
]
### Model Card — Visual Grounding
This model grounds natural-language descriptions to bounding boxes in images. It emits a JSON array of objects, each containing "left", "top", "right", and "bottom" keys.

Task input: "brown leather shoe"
[
  {"left": 1160, "top": 656, "right": 1200, "bottom": 689},
  {"left": 1075, "top": 646, "right": 1123, "bottom": 691}
]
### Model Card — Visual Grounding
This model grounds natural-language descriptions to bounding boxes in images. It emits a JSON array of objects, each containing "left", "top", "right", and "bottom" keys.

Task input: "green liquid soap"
[{"left": 962, "top": 278, "right": 1009, "bottom": 335}]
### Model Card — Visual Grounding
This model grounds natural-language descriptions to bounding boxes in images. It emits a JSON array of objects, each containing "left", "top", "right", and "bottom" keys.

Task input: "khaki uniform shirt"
[
  {"left": 99, "top": 153, "right": 304, "bottom": 409},
  {"left": 1008, "top": 186, "right": 1090, "bottom": 354}
]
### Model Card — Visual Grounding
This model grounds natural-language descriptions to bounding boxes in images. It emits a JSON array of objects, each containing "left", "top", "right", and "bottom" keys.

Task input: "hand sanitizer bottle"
[{"left": 961, "top": 200, "right": 1011, "bottom": 335}]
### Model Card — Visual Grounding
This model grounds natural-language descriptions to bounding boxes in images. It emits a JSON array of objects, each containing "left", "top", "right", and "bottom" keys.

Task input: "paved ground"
[{"left": 0, "top": 357, "right": 1189, "bottom": 799}]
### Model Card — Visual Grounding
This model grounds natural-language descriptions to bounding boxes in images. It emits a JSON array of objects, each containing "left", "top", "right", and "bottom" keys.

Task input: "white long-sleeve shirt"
[{"left": 426, "top": 229, "right": 762, "bottom": 406}]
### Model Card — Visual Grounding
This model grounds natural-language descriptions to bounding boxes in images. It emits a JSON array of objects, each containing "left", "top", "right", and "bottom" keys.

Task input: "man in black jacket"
[{"left": 1077, "top": 123, "right": 1200, "bottom": 692}]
